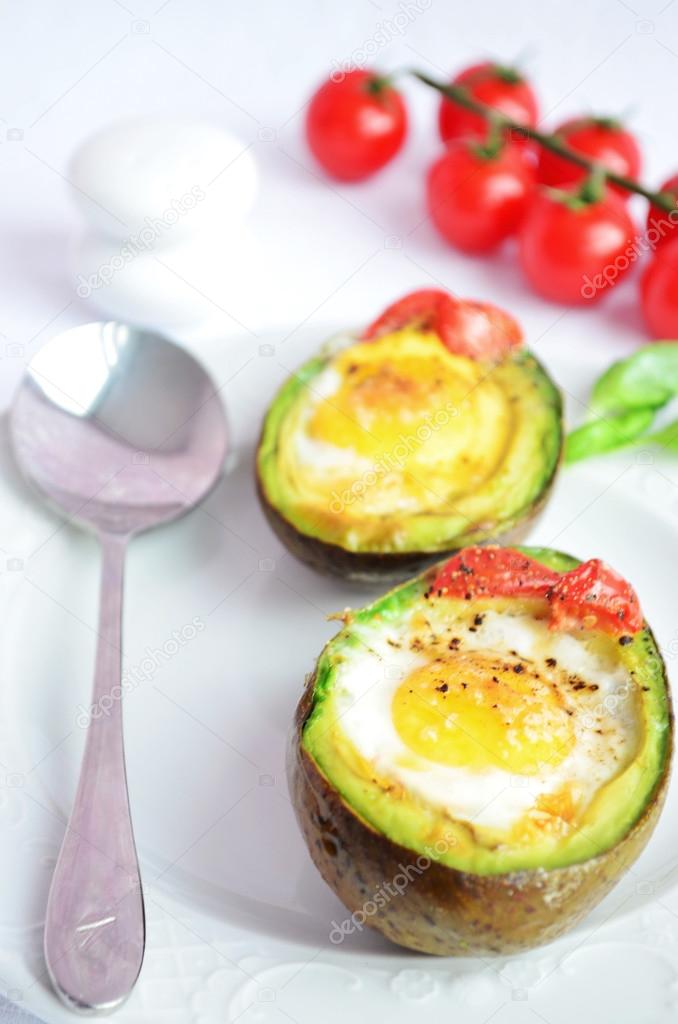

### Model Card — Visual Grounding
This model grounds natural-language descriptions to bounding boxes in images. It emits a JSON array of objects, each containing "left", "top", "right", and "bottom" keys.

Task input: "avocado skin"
[
  {"left": 289, "top": 646, "right": 673, "bottom": 957},
  {"left": 256, "top": 466, "right": 556, "bottom": 583}
]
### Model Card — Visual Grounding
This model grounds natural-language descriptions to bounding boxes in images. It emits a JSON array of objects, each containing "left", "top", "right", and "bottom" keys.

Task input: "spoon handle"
[{"left": 44, "top": 532, "right": 145, "bottom": 1012}]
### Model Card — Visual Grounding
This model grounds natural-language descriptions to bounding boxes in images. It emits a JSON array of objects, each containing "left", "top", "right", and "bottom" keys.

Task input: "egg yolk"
[
  {"left": 392, "top": 652, "right": 574, "bottom": 776},
  {"left": 307, "top": 332, "right": 511, "bottom": 489}
]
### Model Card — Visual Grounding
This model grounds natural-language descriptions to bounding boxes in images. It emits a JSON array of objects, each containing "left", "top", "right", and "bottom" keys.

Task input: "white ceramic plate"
[{"left": 3, "top": 327, "right": 678, "bottom": 1024}]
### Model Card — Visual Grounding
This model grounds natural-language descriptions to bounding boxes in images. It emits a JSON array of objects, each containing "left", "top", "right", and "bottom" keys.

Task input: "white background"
[
  {"left": 2, "top": 0, "right": 678, "bottom": 408},
  {"left": 3, "top": 2, "right": 678, "bottom": 1023}
]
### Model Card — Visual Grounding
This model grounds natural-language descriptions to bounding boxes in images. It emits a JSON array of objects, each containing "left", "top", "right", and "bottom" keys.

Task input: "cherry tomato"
[
  {"left": 432, "top": 549, "right": 643, "bottom": 636},
  {"left": 438, "top": 62, "right": 538, "bottom": 145},
  {"left": 439, "top": 299, "right": 523, "bottom": 360},
  {"left": 431, "top": 546, "right": 558, "bottom": 599},
  {"left": 518, "top": 187, "right": 636, "bottom": 305},
  {"left": 537, "top": 117, "right": 641, "bottom": 198},
  {"left": 640, "top": 237, "right": 678, "bottom": 337},
  {"left": 305, "top": 69, "right": 407, "bottom": 182},
  {"left": 427, "top": 140, "right": 534, "bottom": 253},
  {"left": 548, "top": 559, "right": 643, "bottom": 635},
  {"left": 646, "top": 172, "right": 678, "bottom": 251},
  {"left": 362, "top": 289, "right": 450, "bottom": 339},
  {"left": 362, "top": 289, "right": 523, "bottom": 361}
]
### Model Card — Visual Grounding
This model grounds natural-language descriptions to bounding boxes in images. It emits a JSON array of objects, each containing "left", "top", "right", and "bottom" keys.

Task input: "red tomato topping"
[
  {"left": 362, "top": 288, "right": 451, "bottom": 340},
  {"left": 430, "top": 546, "right": 558, "bottom": 599},
  {"left": 430, "top": 548, "right": 644, "bottom": 636},
  {"left": 548, "top": 559, "right": 643, "bottom": 635},
  {"left": 362, "top": 289, "right": 523, "bottom": 361},
  {"left": 439, "top": 299, "right": 523, "bottom": 361}
]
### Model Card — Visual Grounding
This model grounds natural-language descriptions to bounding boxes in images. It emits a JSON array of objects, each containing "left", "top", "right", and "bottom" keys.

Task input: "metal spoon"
[{"left": 9, "top": 322, "right": 228, "bottom": 1013}]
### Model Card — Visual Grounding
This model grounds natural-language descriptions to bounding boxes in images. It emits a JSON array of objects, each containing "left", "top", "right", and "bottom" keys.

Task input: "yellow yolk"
[
  {"left": 306, "top": 332, "right": 513, "bottom": 500},
  {"left": 392, "top": 652, "right": 575, "bottom": 776},
  {"left": 308, "top": 337, "right": 470, "bottom": 457}
]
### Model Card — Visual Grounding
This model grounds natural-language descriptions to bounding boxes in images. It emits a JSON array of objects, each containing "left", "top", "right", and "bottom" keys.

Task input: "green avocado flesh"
[
  {"left": 257, "top": 330, "right": 562, "bottom": 555},
  {"left": 302, "top": 548, "right": 671, "bottom": 875}
]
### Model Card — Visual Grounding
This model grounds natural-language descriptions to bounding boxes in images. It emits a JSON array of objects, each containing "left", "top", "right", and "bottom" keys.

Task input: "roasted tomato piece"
[
  {"left": 548, "top": 559, "right": 643, "bottom": 635},
  {"left": 431, "top": 546, "right": 558, "bottom": 599},
  {"left": 363, "top": 290, "right": 523, "bottom": 361},
  {"left": 437, "top": 299, "right": 523, "bottom": 361},
  {"left": 362, "top": 288, "right": 453, "bottom": 340}
]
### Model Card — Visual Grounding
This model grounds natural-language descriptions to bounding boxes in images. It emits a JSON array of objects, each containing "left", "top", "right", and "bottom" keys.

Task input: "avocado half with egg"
[
  {"left": 257, "top": 289, "right": 563, "bottom": 581},
  {"left": 290, "top": 545, "right": 672, "bottom": 955}
]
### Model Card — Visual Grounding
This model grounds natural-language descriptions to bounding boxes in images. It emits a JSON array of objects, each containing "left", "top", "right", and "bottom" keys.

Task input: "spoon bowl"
[
  {"left": 10, "top": 321, "right": 228, "bottom": 1013},
  {"left": 11, "top": 320, "right": 227, "bottom": 534}
]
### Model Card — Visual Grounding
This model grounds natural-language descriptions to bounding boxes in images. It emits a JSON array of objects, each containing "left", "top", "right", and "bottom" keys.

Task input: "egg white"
[
  {"left": 292, "top": 364, "right": 373, "bottom": 476},
  {"left": 332, "top": 607, "right": 639, "bottom": 836},
  {"left": 290, "top": 362, "right": 427, "bottom": 518}
]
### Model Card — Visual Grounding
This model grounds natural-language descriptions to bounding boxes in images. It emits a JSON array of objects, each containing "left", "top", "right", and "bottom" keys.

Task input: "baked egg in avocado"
[
  {"left": 257, "top": 289, "right": 562, "bottom": 580},
  {"left": 290, "top": 546, "right": 672, "bottom": 955}
]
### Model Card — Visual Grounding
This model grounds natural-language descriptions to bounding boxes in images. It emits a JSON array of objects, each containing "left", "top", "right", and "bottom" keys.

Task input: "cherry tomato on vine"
[
  {"left": 427, "top": 140, "right": 535, "bottom": 253},
  {"left": 537, "top": 117, "right": 641, "bottom": 198},
  {"left": 518, "top": 186, "right": 636, "bottom": 305},
  {"left": 305, "top": 69, "right": 407, "bottom": 182},
  {"left": 646, "top": 173, "right": 678, "bottom": 250},
  {"left": 640, "top": 237, "right": 678, "bottom": 337},
  {"left": 438, "top": 62, "right": 539, "bottom": 145}
]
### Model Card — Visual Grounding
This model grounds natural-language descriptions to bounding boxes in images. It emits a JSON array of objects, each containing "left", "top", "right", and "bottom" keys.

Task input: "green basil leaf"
[
  {"left": 645, "top": 419, "right": 678, "bottom": 453},
  {"left": 591, "top": 342, "right": 678, "bottom": 414},
  {"left": 565, "top": 407, "right": 657, "bottom": 464}
]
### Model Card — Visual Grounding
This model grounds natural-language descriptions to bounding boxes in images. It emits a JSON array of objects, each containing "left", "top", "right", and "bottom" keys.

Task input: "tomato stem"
[
  {"left": 578, "top": 166, "right": 608, "bottom": 205},
  {"left": 365, "top": 73, "right": 394, "bottom": 95},
  {"left": 471, "top": 118, "right": 506, "bottom": 160},
  {"left": 492, "top": 64, "right": 523, "bottom": 85},
  {"left": 410, "top": 69, "right": 675, "bottom": 212}
]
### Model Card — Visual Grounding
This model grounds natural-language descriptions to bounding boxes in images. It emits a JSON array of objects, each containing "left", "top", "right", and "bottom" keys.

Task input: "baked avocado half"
[
  {"left": 257, "top": 289, "right": 562, "bottom": 581},
  {"left": 290, "top": 546, "right": 672, "bottom": 955}
]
